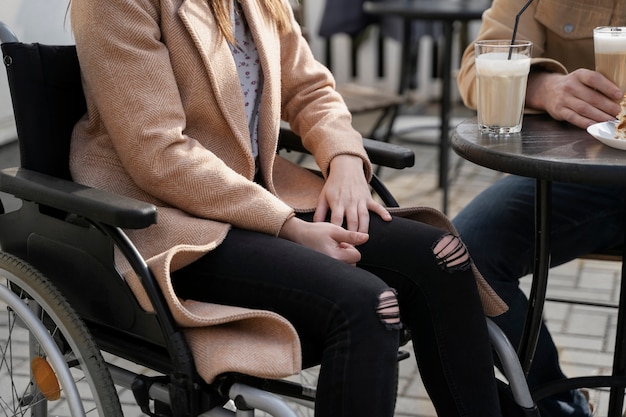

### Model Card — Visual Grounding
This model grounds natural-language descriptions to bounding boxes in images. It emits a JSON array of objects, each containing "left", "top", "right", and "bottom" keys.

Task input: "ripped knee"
[
  {"left": 432, "top": 234, "right": 471, "bottom": 272},
  {"left": 376, "top": 289, "right": 402, "bottom": 330}
]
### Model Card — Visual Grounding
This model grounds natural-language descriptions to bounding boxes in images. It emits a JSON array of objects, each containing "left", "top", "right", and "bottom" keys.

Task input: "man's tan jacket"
[{"left": 457, "top": 0, "right": 626, "bottom": 111}]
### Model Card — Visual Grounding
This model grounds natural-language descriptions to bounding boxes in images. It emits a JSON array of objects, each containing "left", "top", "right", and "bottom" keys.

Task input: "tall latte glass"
[
  {"left": 475, "top": 40, "right": 532, "bottom": 135},
  {"left": 594, "top": 27, "right": 626, "bottom": 91}
]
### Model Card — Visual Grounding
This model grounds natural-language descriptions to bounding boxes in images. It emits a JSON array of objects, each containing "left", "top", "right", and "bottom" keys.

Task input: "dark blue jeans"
[
  {"left": 453, "top": 175, "right": 626, "bottom": 417},
  {"left": 172, "top": 213, "right": 501, "bottom": 417}
]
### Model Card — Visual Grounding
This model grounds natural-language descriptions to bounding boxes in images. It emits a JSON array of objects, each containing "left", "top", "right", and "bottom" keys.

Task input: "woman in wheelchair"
[{"left": 68, "top": 0, "right": 508, "bottom": 415}]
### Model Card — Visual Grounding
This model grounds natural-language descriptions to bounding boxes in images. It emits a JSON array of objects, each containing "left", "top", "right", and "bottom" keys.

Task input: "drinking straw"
[{"left": 508, "top": 0, "right": 534, "bottom": 59}]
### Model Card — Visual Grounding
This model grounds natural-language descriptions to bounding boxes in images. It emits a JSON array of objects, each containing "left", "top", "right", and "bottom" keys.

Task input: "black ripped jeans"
[{"left": 172, "top": 214, "right": 501, "bottom": 417}]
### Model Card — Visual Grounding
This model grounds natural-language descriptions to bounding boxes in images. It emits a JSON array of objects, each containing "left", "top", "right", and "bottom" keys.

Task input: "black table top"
[
  {"left": 452, "top": 115, "right": 626, "bottom": 186},
  {"left": 363, "top": 0, "right": 491, "bottom": 21}
]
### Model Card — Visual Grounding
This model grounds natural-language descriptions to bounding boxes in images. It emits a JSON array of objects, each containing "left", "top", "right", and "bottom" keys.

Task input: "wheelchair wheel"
[{"left": 0, "top": 251, "right": 123, "bottom": 417}]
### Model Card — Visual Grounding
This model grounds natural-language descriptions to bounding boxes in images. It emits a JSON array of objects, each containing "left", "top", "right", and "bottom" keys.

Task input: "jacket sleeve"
[
  {"left": 70, "top": 0, "right": 295, "bottom": 236},
  {"left": 456, "top": 0, "right": 567, "bottom": 111},
  {"left": 277, "top": 1, "right": 373, "bottom": 181}
]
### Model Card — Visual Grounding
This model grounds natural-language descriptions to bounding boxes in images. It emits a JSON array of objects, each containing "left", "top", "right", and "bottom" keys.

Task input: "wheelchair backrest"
[
  {"left": 2, "top": 42, "right": 85, "bottom": 180},
  {"left": 1, "top": 37, "right": 175, "bottom": 361}
]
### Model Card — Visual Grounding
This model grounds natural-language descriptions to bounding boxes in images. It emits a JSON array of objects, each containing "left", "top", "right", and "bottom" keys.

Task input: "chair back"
[{"left": 2, "top": 42, "right": 85, "bottom": 180}]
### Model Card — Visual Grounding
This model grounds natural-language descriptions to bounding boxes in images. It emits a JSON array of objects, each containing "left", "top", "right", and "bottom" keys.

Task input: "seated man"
[{"left": 454, "top": 0, "right": 626, "bottom": 416}]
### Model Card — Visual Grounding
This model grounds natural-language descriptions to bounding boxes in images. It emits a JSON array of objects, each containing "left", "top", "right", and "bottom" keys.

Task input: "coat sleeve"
[
  {"left": 456, "top": 0, "right": 567, "bottom": 111},
  {"left": 277, "top": 1, "right": 373, "bottom": 180},
  {"left": 70, "top": 0, "right": 295, "bottom": 236}
]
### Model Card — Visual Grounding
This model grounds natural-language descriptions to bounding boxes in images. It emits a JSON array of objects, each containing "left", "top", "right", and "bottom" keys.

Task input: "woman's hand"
[
  {"left": 313, "top": 154, "right": 391, "bottom": 233},
  {"left": 526, "top": 69, "right": 623, "bottom": 129},
  {"left": 278, "top": 216, "right": 369, "bottom": 264}
]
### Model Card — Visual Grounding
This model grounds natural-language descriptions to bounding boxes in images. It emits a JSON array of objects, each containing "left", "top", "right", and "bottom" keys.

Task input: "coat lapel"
[{"left": 178, "top": 0, "right": 256, "bottom": 175}]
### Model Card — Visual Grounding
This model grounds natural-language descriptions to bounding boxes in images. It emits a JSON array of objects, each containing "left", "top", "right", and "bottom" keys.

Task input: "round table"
[
  {"left": 452, "top": 114, "right": 626, "bottom": 416},
  {"left": 454, "top": 114, "right": 626, "bottom": 185}
]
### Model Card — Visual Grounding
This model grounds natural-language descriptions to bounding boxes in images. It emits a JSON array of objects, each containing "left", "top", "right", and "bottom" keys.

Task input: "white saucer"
[{"left": 587, "top": 120, "right": 626, "bottom": 150}]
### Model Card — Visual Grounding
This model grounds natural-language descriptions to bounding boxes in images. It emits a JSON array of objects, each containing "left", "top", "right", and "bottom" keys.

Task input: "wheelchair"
[{"left": 0, "top": 21, "right": 538, "bottom": 417}]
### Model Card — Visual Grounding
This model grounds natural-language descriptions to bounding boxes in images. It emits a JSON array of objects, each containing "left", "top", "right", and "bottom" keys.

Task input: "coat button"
[{"left": 563, "top": 24, "right": 574, "bottom": 33}]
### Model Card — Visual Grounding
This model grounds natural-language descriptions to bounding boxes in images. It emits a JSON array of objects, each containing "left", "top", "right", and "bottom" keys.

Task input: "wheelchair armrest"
[
  {"left": 0, "top": 167, "right": 157, "bottom": 229},
  {"left": 361, "top": 138, "right": 415, "bottom": 169},
  {"left": 278, "top": 127, "right": 415, "bottom": 169}
]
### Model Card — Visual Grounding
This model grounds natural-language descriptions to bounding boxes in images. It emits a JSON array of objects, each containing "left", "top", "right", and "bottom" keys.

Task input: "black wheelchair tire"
[{"left": 0, "top": 251, "right": 123, "bottom": 417}]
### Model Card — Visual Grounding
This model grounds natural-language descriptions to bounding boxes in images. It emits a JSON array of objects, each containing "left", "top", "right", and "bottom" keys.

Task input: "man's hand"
[{"left": 526, "top": 69, "right": 622, "bottom": 129}]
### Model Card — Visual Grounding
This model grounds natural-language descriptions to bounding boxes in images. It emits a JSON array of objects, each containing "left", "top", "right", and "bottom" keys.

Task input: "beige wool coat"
[
  {"left": 457, "top": 0, "right": 626, "bottom": 111},
  {"left": 70, "top": 0, "right": 506, "bottom": 384}
]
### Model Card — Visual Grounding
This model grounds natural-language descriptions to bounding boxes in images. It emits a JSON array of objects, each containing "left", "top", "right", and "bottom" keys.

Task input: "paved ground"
[{"left": 0, "top": 103, "right": 623, "bottom": 416}]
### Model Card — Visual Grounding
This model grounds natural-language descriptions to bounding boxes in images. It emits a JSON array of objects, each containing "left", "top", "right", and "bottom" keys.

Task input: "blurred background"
[{"left": 0, "top": 0, "right": 480, "bottom": 149}]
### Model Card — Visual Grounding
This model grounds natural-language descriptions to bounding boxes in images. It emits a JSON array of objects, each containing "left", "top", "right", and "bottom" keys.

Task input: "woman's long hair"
[{"left": 210, "top": 0, "right": 293, "bottom": 44}]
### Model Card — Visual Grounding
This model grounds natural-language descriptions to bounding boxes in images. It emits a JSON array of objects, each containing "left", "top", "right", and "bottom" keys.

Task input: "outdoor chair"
[
  {"left": 0, "top": 21, "right": 536, "bottom": 417},
  {"left": 535, "top": 245, "right": 626, "bottom": 410}
]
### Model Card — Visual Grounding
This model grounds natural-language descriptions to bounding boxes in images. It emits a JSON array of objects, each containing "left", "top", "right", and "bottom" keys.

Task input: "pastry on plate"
[{"left": 615, "top": 94, "right": 626, "bottom": 139}]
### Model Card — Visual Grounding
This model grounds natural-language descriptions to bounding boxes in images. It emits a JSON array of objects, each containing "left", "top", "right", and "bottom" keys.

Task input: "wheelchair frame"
[{"left": 0, "top": 21, "right": 536, "bottom": 417}]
